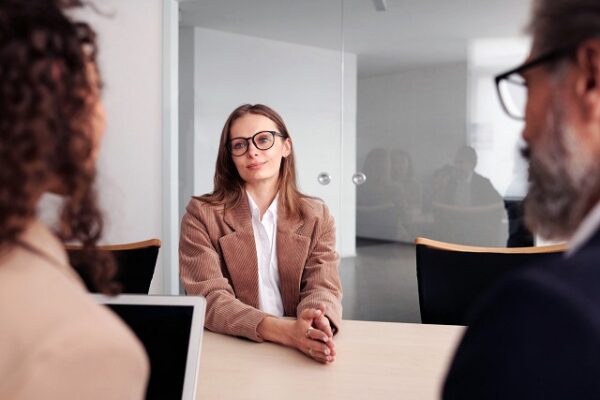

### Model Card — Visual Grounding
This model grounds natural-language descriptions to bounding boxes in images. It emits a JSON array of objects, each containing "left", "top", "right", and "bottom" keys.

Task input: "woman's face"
[{"left": 229, "top": 113, "right": 291, "bottom": 189}]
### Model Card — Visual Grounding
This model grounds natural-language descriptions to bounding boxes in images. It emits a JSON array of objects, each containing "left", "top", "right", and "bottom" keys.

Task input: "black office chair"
[
  {"left": 66, "top": 239, "right": 161, "bottom": 294},
  {"left": 415, "top": 237, "right": 566, "bottom": 326}
]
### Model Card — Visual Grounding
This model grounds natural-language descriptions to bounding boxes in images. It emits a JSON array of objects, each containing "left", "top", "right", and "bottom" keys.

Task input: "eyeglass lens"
[
  {"left": 498, "top": 74, "right": 527, "bottom": 120},
  {"left": 229, "top": 131, "right": 276, "bottom": 156}
]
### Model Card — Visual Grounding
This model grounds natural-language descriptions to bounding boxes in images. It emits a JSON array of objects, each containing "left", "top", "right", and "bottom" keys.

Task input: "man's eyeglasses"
[
  {"left": 494, "top": 48, "right": 571, "bottom": 120},
  {"left": 227, "top": 130, "right": 286, "bottom": 157}
]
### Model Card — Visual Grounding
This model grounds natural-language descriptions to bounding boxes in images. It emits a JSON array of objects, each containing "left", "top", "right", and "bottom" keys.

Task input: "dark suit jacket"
[
  {"left": 179, "top": 195, "right": 342, "bottom": 342},
  {"left": 433, "top": 170, "right": 502, "bottom": 208},
  {"left": 443, "top": 228, "right": 600, "bottom": 399},
  {"left": 470, "top": 173, "right": 502, "bottom": 206}
]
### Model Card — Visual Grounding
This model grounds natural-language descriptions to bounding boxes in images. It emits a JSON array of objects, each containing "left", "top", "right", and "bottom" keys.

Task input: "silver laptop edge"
[{"left": 91, "top": 294, "right": 206, "bottom": 400}]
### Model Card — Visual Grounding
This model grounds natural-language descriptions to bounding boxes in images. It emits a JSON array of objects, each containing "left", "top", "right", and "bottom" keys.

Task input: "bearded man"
[{"left": 443, "top": 0, "right": 600, "bottom": 398}]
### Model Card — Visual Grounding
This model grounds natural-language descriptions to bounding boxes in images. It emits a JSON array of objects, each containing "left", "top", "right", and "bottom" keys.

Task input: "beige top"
[{"left": 0, "top": 220, "right": 149, "bottom": 399}]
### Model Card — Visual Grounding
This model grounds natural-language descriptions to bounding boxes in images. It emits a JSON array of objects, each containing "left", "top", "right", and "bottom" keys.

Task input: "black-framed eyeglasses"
[
  {"left": 227, "top": 130, "right": 286, "bottom": 157},
  {"left": 494, "top": 48, "right": 571, "bottom": 120}
]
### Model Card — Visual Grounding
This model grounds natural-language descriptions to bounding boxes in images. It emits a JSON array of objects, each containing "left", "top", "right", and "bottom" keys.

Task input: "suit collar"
[
  {"left": 277, "top": 210, "right": 304, "bottom": 234},
  {"left": 223, "top": 193, "right": 306, "bottom": 234},
  {"left": 567, "top": 200, "right": 600, "bottom": 257},
  {"left": 275, "top": 200, "right": 309, "bottom": 315},
  {"left": 276, "top": 226, "right": 310, "bottom": 315},
  {"left": 223, "top": 195, "right": 253, "bottom": 232}
]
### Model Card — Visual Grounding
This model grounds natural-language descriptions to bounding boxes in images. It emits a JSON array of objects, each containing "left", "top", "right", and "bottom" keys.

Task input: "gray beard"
[{"left": 523, "top": 99, "right": 600, "bottom": 241}]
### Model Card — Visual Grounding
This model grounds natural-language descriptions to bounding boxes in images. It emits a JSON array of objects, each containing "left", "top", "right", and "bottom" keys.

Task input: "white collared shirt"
[
  {"left": 567, "top": 201, "right": 600, "bottom": 257},
  {"left": 247, "top": 192, "right": 284, "bottom": 317}
]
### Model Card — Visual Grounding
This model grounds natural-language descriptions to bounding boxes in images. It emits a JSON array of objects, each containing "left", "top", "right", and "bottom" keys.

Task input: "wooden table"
[{"left": 196, "top": 320, "right": 464, "bottom": 399}]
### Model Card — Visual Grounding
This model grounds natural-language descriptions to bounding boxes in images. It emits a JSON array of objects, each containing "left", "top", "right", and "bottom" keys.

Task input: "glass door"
[{"left": 340, "top": 0, "right": 532, "bottom": 322}]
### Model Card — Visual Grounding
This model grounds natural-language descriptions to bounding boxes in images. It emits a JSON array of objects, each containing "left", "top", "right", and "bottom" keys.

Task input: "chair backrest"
[
  {"left": 66, "top": 239, "right": 161, "bottom": 294},
  {"left": 415, "top": 237, "right": 566, "bottom": 325}
]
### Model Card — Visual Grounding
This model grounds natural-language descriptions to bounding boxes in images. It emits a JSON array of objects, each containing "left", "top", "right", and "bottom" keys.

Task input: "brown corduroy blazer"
[{"left": 179, "top": 195, "right": 343, "bottom": 342}]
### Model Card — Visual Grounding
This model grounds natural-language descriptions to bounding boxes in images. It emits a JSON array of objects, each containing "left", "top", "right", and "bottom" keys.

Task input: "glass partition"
[
  {"left": 344, "top": 1, "right": 531, "bottom": 249},
  {"left": 341, "top": 0, "right": 531, "bottom": 322}
]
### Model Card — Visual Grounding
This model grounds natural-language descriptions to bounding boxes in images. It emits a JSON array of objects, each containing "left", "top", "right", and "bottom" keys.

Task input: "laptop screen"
[
  {"left": 94, "top": 295, "right": 206, "bottom": 400},
  {"left": 107, "top": 304, "right": 193, "bottom": 400}
]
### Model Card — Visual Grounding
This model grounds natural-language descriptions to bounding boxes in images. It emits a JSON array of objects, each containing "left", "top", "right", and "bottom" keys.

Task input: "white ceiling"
[{"left": 179, "top": 0, "right": 531, "bottom": 77}]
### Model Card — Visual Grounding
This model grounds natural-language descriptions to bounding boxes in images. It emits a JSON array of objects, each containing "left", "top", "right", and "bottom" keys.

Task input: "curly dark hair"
[{"left": 0, "top": 0, "right": 118, "bottom": 293}]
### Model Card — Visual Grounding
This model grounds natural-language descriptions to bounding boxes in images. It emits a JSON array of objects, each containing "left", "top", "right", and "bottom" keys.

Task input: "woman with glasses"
[
  {"left": 180, "top": 104, "right": 342, "bottom": 364},
  {"left": 0, "top": 1, "right": 148, "bottom": 398}
]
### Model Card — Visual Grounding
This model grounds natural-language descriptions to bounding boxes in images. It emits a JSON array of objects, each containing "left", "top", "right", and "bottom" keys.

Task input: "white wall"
[
  {"left": 188, "top": 27, "right": 357, "bottom": 257},
  {"left": 76, "top": 0, "right": 165, "bottom": 292}
]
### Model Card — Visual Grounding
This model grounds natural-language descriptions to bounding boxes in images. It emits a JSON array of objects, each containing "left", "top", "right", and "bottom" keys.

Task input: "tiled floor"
[{"left": 340, "top": 240, "right": 421, "bottom": 323}]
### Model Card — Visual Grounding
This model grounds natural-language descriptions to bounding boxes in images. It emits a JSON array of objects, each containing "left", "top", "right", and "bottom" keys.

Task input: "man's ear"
[{"left": 574, "top": 39, "right": 600, "bottom": 122}]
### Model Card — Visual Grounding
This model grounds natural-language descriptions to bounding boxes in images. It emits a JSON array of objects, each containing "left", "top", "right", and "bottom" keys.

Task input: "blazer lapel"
[
  {"left": 277, "top": 210, "right": 311, "bottom": 316},
  {"left": 219, "top": 197, "right": 260, "bottom": 308}
]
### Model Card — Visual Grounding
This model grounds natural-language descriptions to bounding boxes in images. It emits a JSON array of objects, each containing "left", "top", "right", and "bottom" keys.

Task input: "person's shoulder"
[
  {"left": 42, "top": 283, "right": 149, "bottom": 378},
  {"left": 0, "top": 259, "right": 148, "bottom": 382},
  {"left": 469, "top": 260, "right": 598, "bottom": 329},
  {"left": 564, "top": 235, "right": 600, "bottom": 269},
  {"left": 472, "top": 172, "right": 493, "bottom": 185},
  {"left": 446, "top": 260, "right": 600, "bottom": 399},
  {"left": 545, "top": 239, "right": 600, "bottom": 301},
  {"left": 184, "top": 196, "right": 225, "bottom": 218},
  {"left": 56, "top": 304, "right": 148, "bottom": 367},
  {"left": 298, "top": 196, "right": 330, "bottom": 219},
  {"left": 186, "top": 195, "right": 224, "bottom": 210},
  {"left": 20, "top": 306, "right": 148, "bottom": 399}
]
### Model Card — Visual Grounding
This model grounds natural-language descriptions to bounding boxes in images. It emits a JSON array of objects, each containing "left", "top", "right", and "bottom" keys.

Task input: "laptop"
[{"left": 93, "top": 294, "right": 206, "bottom": 400}]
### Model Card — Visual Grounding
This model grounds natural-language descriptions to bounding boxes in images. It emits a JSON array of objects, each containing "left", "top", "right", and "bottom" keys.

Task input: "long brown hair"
[
  {"left": 0, "top": 0, "right": 118, "bottom": 293},
  {"left": 200, "top": 104, "right": 307, "bottom": 219}
]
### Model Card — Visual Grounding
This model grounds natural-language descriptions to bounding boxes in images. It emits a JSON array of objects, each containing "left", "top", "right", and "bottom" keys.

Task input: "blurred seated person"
[
  {"left": 390, "top": 149, "right": 422, "bottom": 217},
  {"left": 356, "top": 148, "right": 402, "bottom": 240},
  {"left": 424, "top": 164, "right": 456, "bottom": 211},
  {"left": 427, "top": 147, "right": 506, "bottom": 245},
  {"left": 357, "top": 148, "right": 394, "bottom": 207},
  {"left": 450, "top": 146, "right": 503, "bottom": 207},
  {"left": 0, "top": 1, "right": 148, "bottom": 398}
]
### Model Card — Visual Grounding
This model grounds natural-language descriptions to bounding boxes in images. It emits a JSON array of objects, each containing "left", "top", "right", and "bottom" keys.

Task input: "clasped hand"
[
  {"left": 257, "top": 304, "right": 337, "bottom": 364},
  {"left": 291, "top": 305, "right": 336, "bottom": 364}
]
